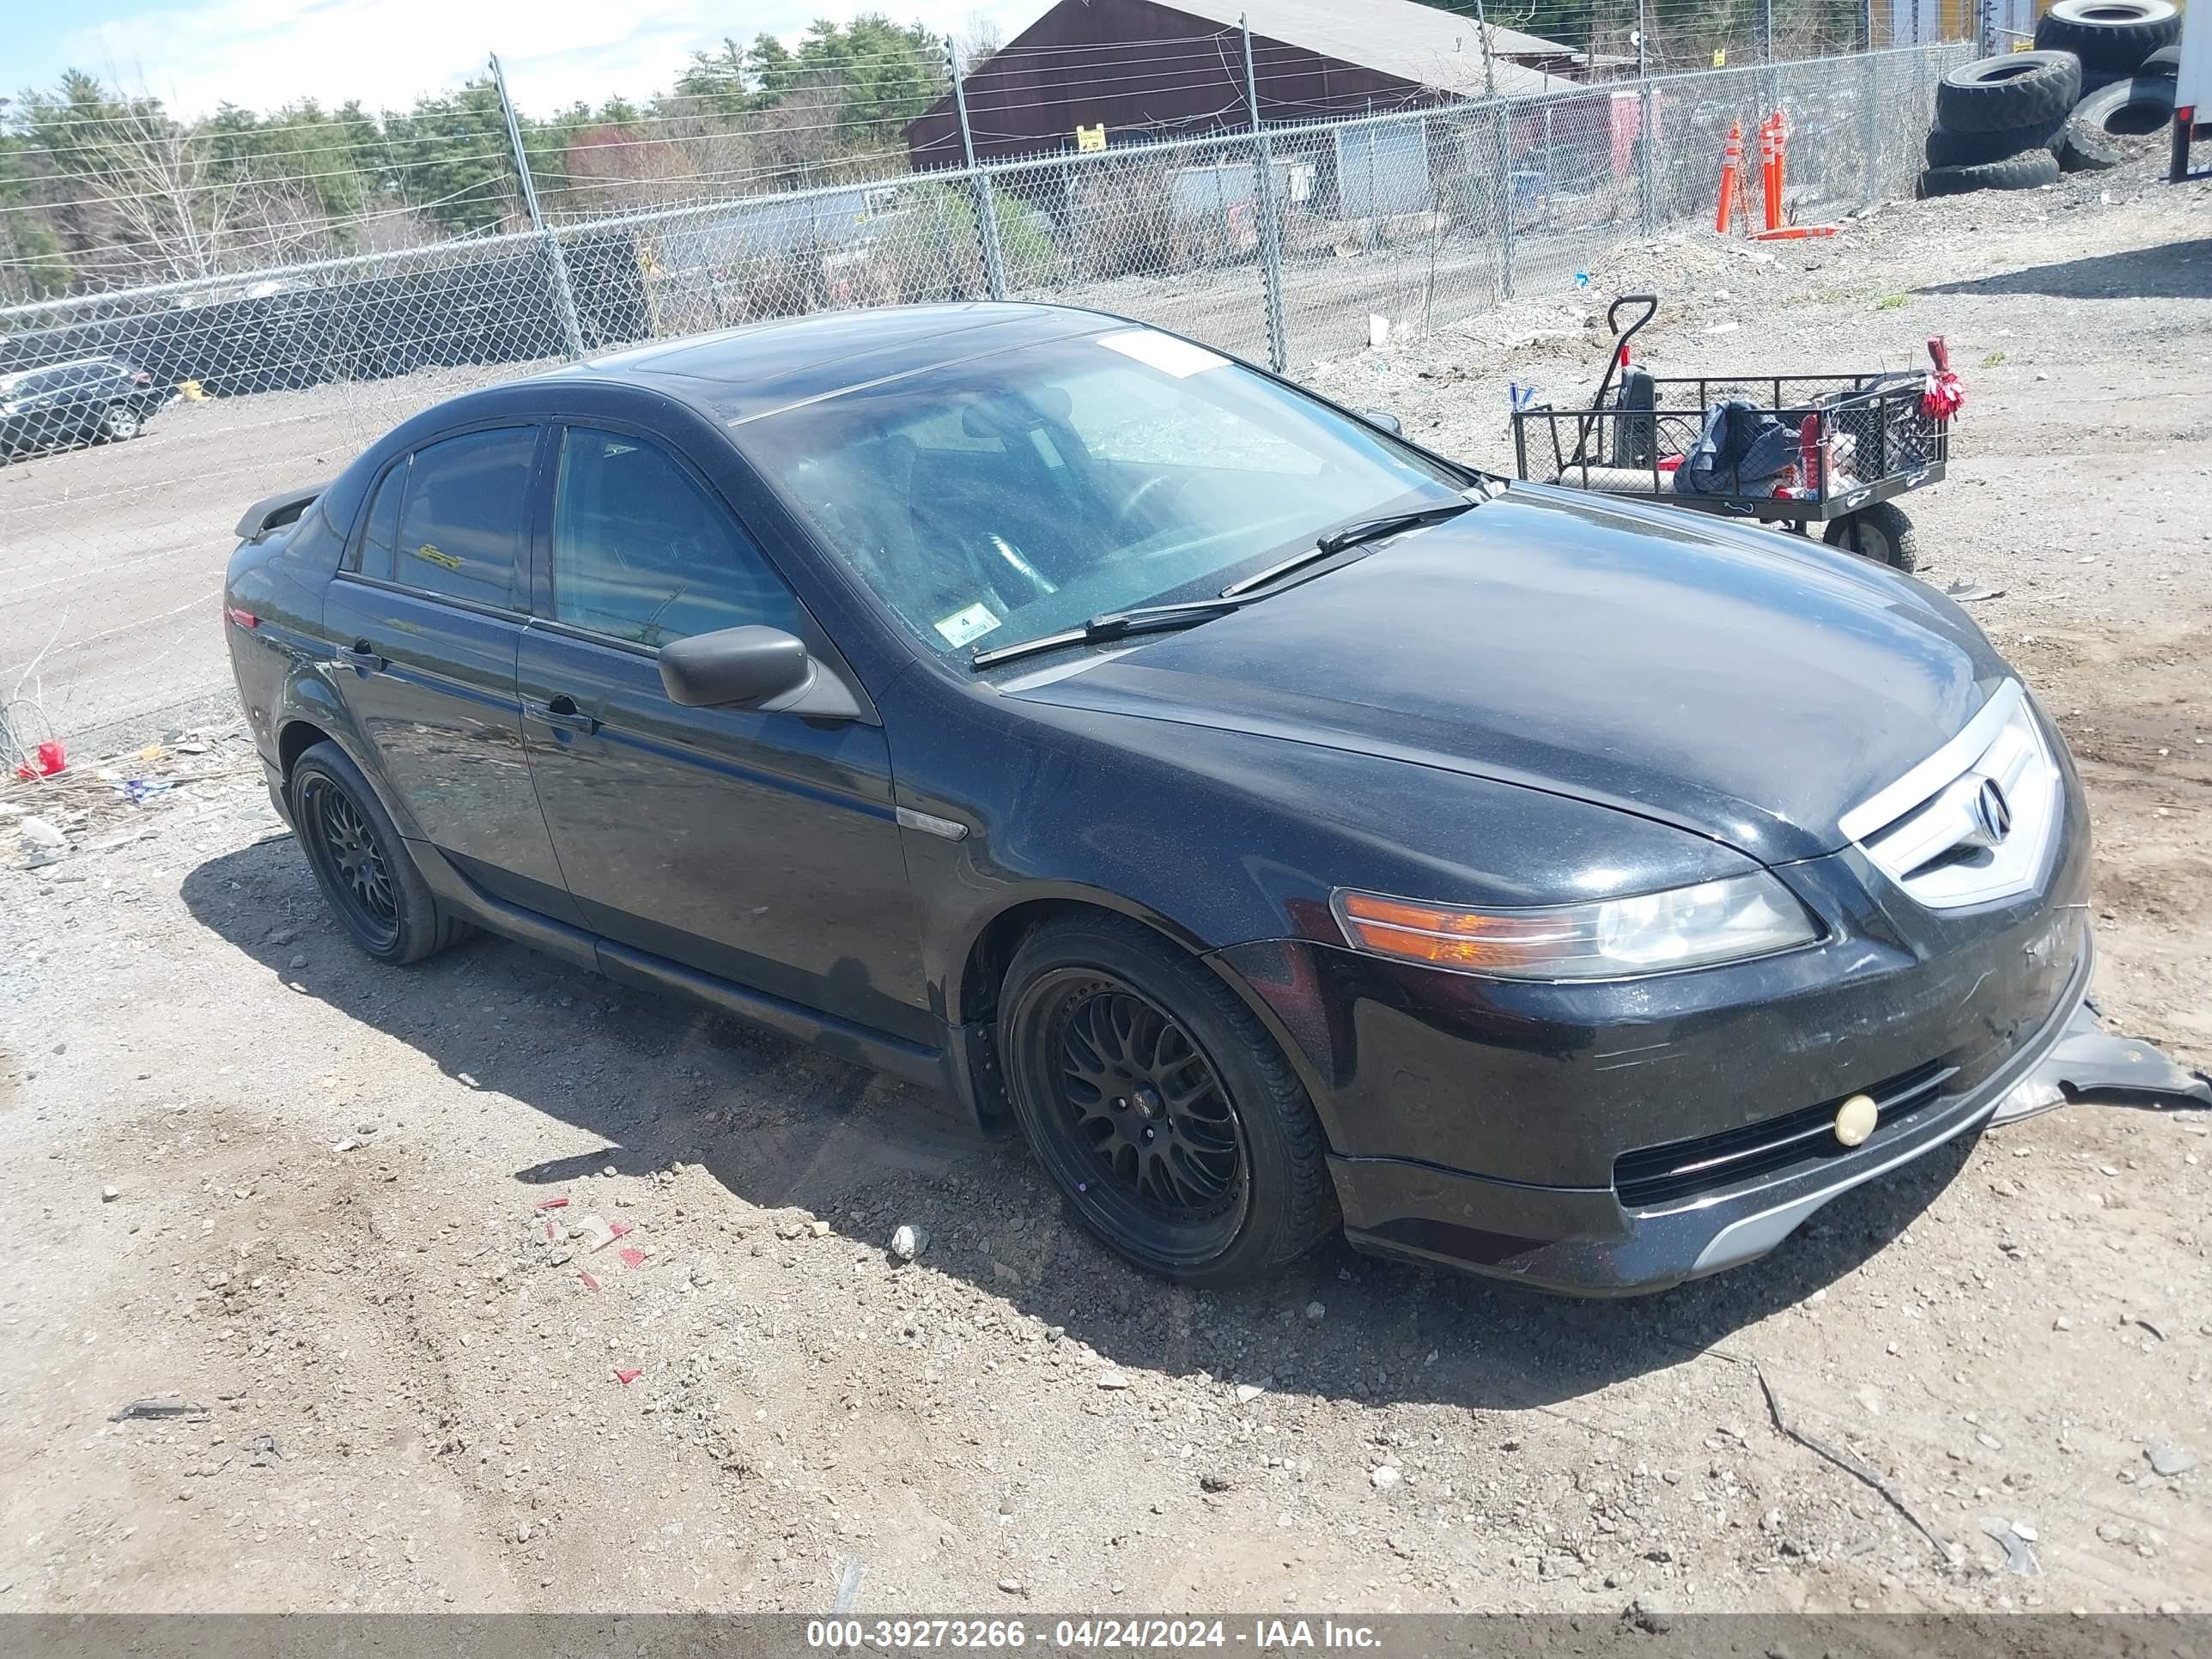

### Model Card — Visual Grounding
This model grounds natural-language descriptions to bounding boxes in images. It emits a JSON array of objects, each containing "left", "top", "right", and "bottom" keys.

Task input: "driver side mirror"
[
  {"left": 658, "top": 625, "right": 867, "bottom": 721},
  {"left": 1362, "top": 408, "right": 1404, "bottom": 436}
]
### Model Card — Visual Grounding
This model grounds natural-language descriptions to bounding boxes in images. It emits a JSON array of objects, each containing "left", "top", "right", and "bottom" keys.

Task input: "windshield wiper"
[
  {"left": 969, "top": 598, "right": 1243, "bottom": 671},
  {"left": 1219, "top": 499, "right": 1477, "bottom": 598}
]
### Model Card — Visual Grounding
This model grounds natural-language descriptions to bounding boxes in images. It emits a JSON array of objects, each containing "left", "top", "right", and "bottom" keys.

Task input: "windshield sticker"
[
  {"left": 933, "top": 601, "right": 1001, "bottom": 648},
  {"left": 1098, "top": 329, "right": 1229, "bottom": 380}
]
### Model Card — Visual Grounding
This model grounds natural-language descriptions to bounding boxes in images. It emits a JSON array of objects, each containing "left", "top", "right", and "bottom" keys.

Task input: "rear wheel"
[
  {"left": 100, "top": 404, "right": 141, "bottom": 441},
  {"left": 288, "top": 739, "right": 465, "bottom": 963},
  {"left": 999, "top": 914, "right": 1335, "bottom": 1285},
  {"left": 1825, "top": 501, "right": 1920, "bottom": 573}
]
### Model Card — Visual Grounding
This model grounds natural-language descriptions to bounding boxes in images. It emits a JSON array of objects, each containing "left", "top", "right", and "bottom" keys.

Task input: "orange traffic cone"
[
  {"left": 1750, "top": 109, "right": 1841, "bottom": 240},
  {"left": 1714, "top": 119, "right": 1744, "bottom": 234}
]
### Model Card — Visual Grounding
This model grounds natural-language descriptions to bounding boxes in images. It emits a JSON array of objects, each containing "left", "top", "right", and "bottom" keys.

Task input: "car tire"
[
  {"left": 288, "top": 739, "right": 467, "bottom": 964},
  {"left": 1923, "top": 114, "right": 2064, "bottom": 168},
  {"left": 1824, "top": 502, "right": 1920, "bottom": 574},
  {"left": 1936, "top": 52, "right": 2083, "bottom": 133},
  {"left": 100, "top": 404, "right": 141, "bottom": 441},
  {"left": 2033, "top": 0, "right": 2180, "bottom": 76},
  {"left": 2138, "top": 42, "right": 2180, "bottom": 76},
  {"left": 998, "top": 913, "right": 1336, "bottom": 1285},
  {"left": 1918, "top": 147, "right": 2063, "bottom": 197}
]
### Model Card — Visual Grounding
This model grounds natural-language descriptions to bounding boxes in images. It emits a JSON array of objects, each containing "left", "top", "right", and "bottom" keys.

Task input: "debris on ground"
[
  {"left": 109, "top": 1399, "right": 207, "bottom": 1422},
  {"left": 2145, "top": 1441, "right": 2197, "bottom": 1478},
  {"left": 1979, "top": 1515, "right": 2041, "bottom": 1577}
]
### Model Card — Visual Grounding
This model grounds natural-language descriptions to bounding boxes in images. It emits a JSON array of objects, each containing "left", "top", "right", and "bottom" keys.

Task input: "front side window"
[
  {"left": 391, "top": 427, "right": 534, "bottom": 610},
  {"left": 550, "top": 428, "right": 801, "bottom": 648},
  {"left": 740, "top": 328, "right": 1463, "bottom": 659}
]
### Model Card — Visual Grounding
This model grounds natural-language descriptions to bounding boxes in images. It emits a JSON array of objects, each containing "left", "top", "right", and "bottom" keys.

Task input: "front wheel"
[
  {"left": 1825, "top": 501, "right": 1919, "bottom": 573},
  {"left": 998, "top": 915, "right": 1336, "bottom": 1285},
  {"left": 101, "top": 404, "right": 142, "bottom": 441}
]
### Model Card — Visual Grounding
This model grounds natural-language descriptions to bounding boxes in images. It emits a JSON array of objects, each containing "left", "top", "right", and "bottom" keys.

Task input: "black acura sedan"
[{"left": 222, "top": 301, "right": 2094, "bottom": 1293}]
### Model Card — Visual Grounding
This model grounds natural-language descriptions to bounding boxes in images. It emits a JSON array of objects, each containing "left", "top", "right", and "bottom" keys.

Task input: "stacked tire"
[
  {"left": 1922, "top": 52, "right": 2078, "bottom": 196},
  {"left": 1922, "top": 4, "right": 2185, "bottom": 197},
  {"left": 2039, "top": 0, "right": 2184, "bottom": 172}
]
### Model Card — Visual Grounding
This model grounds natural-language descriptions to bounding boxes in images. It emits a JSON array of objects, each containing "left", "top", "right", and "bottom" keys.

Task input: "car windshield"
[{"left": 739, "top": 328, "right": 1469, "bottom": 659}]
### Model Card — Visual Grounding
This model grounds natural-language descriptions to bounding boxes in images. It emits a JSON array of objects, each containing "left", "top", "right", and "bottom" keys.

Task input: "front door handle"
[
  {"left": 526, "top": 694, "right": 598, "bottom": 734},
  {"left": 334, "top": 639, "right": 385, "bottom": 672}
]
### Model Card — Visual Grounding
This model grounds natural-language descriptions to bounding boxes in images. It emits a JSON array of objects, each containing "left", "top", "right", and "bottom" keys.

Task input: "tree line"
[
  {"left": 0, "top": 15, "right": 954, "bottom": 301},
  {"left": 0, "top": 0, "right": 1881, "bottom": 302}
]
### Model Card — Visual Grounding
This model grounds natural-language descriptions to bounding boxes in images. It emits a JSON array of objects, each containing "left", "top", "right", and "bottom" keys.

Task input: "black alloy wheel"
[
  {"left": 286, "top": 738, "right": 466, "bottom": 964},
  {"left": 1053, "top": 976, "right": 1247, "bottom": 1221},
  {"left": 300, "top": 773, "right": 399, "bottom": 950},
  {"left": 999, "top": 914, "right": 1335, "bottom": 1285}
]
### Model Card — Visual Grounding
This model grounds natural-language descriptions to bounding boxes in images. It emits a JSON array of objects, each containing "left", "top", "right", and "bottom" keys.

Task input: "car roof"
[
  {"left": 0, "top": 356, "right": 125, "bottom": 386},
  {"left": 540, "top": 301, "right": 1125, "bottom": 427}
]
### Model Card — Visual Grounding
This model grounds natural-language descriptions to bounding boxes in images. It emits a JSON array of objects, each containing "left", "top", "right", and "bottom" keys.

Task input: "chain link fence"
[{"left": 0, "top": 40, "right": 1966, "bottom": 755}]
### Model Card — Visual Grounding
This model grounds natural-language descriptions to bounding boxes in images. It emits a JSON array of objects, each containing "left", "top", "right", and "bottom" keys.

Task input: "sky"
[{"left": 7, "top": 0, "right": 1049, "bottom": 119}]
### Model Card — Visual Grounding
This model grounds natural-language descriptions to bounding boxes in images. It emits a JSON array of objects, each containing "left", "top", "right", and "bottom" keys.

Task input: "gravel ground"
[{"left": 0, "top": 155, "right": 2207, "bottom": 1620}]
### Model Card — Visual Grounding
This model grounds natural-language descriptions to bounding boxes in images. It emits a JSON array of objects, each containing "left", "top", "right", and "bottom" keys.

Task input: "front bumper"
[{"left": 1328, "top": 939, "right": 2097, "bottom": 1294}]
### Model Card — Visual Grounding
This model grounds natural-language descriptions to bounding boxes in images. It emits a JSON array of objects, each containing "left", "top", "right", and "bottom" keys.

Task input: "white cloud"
[{"left": 53, "top": 0, "right": 1047, "bottom": 118}]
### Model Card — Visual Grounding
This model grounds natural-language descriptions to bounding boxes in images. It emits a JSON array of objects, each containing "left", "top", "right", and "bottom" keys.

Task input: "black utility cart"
[{"left": 1510, "top": 295, "right": 1954, "bottom": 572}]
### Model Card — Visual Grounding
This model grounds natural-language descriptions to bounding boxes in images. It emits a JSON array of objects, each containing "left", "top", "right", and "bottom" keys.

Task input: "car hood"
[{"left": 1008, "top": 487, "right": 2008, "bottom": 866}]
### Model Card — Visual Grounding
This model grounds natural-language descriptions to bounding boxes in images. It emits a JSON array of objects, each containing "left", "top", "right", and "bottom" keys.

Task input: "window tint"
[
  {"left": 355, "top": 459, "right": 406, "bottom": 580},
  {"left": 551, "top": 428, "right": 801, "bottom": 647},
  {"left": 391, "top": 428, "right": 533, "bottom": 609}
]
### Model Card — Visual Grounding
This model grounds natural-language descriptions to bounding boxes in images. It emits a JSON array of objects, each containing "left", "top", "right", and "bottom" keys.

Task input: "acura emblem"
[{"left": 1972, "top": 777, "right": 2014, "bottom": 845}]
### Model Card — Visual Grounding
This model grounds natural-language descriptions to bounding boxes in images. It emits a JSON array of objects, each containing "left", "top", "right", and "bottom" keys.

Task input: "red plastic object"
[
  {"left": 533, "top": 1195, "right": 569, "bottom": 1210},
  {"left": 617, "top": 1245, "right": 647, "bottom": 1270},
  {"left": 613, "top": 1367, "right": 641, "bottom": 1385},
  {"left": 15, "top": 740, "right": 65, "bottom": 781},
  {"left": 608, "top": 1220, "right": 634, "bottom": 1239},
  {"left": 579, "top": 1270, "right": 600, "bottom": 1291},
  {"left": 1922, "top": 336, "right": 1965, "bottom": 420},
  {"left": 1797, "top": 413, "right": 1825, "bottom": 494}
]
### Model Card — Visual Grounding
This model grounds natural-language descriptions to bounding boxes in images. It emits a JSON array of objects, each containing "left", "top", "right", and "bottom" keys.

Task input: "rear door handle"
[
  {"left": 526, "top": 694, "right": 598, "bottom": 734},
  {"left": 335, "top": 640, "right": 385, "bottom": 672}
]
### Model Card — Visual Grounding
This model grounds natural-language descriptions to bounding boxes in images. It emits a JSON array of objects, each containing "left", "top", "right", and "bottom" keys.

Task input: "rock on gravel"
[
  {"left": 890, "top": 1223, "right": 928, "bottom": 1262},
  {"left": 2145, "top": 1441, "right": 2197, "bottom": 1477}
]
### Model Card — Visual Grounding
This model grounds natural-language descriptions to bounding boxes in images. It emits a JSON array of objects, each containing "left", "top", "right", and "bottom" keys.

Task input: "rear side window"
[
  {"left": 550, "top": 428, "right": 801, "bottom": 647},
  {"left": 391, "top": 428, "right": 533, "bottom": 610},
  {"left": 354, "top": 459, "right": 407, "bottom": 581}
]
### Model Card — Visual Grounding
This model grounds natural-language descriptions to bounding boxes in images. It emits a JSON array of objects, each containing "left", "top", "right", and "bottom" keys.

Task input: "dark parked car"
[
  {"left": 0, "top": 355, "right": 177, "bottom": 459},
  {"left": 222, "top": 301, "right": 2096, "bottom": 1294}
]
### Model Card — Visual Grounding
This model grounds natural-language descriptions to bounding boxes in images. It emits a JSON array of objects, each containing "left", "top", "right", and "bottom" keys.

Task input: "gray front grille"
[{"left": 1838, "top": 681, "right": 2062, "bottom": 910}]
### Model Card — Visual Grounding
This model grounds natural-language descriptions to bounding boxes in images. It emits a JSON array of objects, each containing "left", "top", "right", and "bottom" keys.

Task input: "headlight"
[{"left": 1331, "top": 873, "right": 1820, "bottom": 981}]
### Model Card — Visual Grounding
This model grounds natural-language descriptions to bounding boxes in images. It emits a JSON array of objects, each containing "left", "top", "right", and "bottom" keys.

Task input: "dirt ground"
[{"left": 1, "top": 155, "right": 2207, "bottom": 1620}]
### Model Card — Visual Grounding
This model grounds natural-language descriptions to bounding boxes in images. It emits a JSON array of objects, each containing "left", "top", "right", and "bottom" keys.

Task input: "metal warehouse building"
[{"left": 904, "top": 0, "right": 1586, "bottom": 167}]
